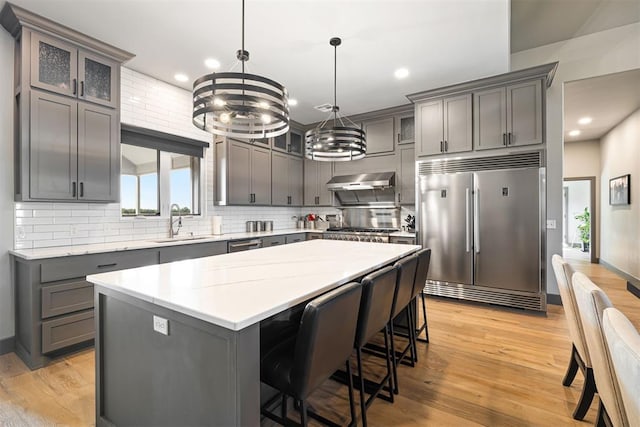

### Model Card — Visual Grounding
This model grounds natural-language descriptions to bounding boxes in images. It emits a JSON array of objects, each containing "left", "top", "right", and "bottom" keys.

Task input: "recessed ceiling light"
[
  {"left": 568, "top": 130, "right": 581, "bottom": 137},
  {"left": 204, "top": 58, "right": 221, "bottom": 70},
  {"left": 394, "top": 68, "right": 409, "bottom": 79},
  {"left": 578, "top": 117, "right": 592, "bottom": 125},
  {"left": 289, "top": 98, "right": 298, "bottom": 106},
  {"left": 174, "top": 73, "right": 189, "bottom": 82}
]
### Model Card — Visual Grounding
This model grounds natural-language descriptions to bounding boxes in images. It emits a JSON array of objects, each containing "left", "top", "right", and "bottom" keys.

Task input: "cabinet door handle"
[
  {"left": 508, "top": 132, "right": 513, "bottom": 145},
  {"left": 72, "top": 79, "right": 77, "bottom": 95},
  {"left": 398, "top": 193, "right": 401, "bottom": 204},
  {"left": 444, "top": 141, "right": 448, "bottom": 152},
  {"left": 440, "top": 141, "right": 443, "bottom": 152},
  {"left": 397, "top": 133, "right": 400, "bottom": 143},
  {"left": 502, "top": 133, "right": 507, "bottom": 146},
  {"left": 79, "top": 182, "right": 84, "bottom": 198},
  {"left": 97, "top": 263, "right": 118, "bottom": 269},
  {"left": 72, "top": 182, "right": 77, "bottom": 198},
  {"left": 287, "top": 144, "right": 291, "bottom": 153},
  {"left": 80, "top": 81, "right": 85, "bottom": 97}
]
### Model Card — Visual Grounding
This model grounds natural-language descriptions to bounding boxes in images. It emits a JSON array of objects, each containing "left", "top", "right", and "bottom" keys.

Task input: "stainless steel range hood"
[{"left": 327, "top": 172, "right": 396, "bottom": 206}]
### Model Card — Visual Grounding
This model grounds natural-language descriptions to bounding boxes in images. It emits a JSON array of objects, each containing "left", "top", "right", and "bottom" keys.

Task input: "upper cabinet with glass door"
[
  {"left": 31, "top": 32, "right": 118, "bottom": 109},
  {"left": 271, "top": 129, "right": 304, "bottom": 157}
]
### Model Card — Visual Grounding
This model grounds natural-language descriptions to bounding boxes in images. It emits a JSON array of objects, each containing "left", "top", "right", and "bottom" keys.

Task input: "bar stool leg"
[
  {"left": 356, "top": 347, "right": 368, "bottom": 427},
  {"left": 406, "top": 305, "right": 417, "bottom": 367},
  {"left": 281, "top": 394, "right": 288, "bottom": 419},
  {"left": 388, "top": 321, "right": 399, "bottom": 395},
  {"left": 346, "top": 359, "right": 356, "bottom": 427},
  {"left": 421, "top": 293, "right": 429, "bottom": 343},
  {"left": 300, "top": 400, "right": 309, "bottom": 427},
  {"left": 383, "top": 324, "right": 395, "bottom": 402}
]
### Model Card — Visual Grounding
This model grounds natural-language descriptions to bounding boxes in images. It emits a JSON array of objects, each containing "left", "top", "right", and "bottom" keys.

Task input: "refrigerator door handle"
[
  {"left": 465, "top": 188, "right": 471, "bottom": 252},
  {"left": 474, "top": 188, "right": 480, "bottom": 253}
]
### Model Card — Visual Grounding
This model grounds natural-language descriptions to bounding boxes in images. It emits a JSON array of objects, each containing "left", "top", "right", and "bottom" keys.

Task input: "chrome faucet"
[{"left": 169, "top": 204, "right": 182, "bottom": 238}]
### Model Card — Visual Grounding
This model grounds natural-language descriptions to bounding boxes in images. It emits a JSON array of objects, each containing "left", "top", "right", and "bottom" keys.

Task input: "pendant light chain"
[
  {"left": 333, "top": 42, "right": 337, "bottom": 126},
  {"left": 241, "top": 0, "right": 245, "bottom": 75}
]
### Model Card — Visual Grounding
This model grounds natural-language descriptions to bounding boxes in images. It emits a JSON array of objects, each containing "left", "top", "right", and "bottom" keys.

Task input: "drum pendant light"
[
  {"left": 192, "top": 0, "right": 290, "bottom": 138},
  {"left": 305, "top": 37, "right": 366, "bottom": 161}
]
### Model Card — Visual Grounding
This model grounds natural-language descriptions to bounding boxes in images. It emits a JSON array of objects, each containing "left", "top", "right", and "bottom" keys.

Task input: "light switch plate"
[
  {"left": 153, "top": 315, "right": 169, "bottom": 335},
  {"left": 546, "top": 220, "right": 557, "bottom": 229}
]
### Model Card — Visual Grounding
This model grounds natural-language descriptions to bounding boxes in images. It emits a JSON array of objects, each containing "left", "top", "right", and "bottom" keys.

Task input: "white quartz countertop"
[
  {"left": 87, "top": 240, "right": 420, "bottom": 331},
  {"left": 9, "top": 229, "right": 315, "bottom": 260}
]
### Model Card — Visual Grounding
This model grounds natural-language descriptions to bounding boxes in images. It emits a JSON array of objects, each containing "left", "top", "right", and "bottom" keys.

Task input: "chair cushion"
[
  {"left": 603, "top": 307, "right": 640, "bottom": 426},
  {"left": 572, "top": 272, "right": 627, "bottom": 427},
  {"left": 551, "top": 255, "right": 591, "bottom": 366}
]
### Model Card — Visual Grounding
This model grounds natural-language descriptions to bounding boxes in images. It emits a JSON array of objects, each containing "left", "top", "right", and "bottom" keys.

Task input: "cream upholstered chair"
[
  {"left": 552, "top": 255, "right": 596, "bottom": 419},
  {"left": 603, "top": 307, "right": 640, "bottom": 426},
  {"left": 572, "top": 272, "right": 628, "bottom": 427}
]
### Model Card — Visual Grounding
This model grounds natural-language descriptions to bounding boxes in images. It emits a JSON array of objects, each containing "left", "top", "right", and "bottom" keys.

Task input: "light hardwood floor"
[{"left": 1, "top": 259, "right": 638, "bottom": 426}]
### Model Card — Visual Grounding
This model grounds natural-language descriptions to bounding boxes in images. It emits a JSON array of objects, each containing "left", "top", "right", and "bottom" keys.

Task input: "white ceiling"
[
  {"left": 3, "top": 0, "right": 510, "bottom": 124},
  {"left": 511, "top": 0, "right": 640, "bottom": 53},
  {"left": 564, "top": 69, "right": 640, "bottom": 142}
]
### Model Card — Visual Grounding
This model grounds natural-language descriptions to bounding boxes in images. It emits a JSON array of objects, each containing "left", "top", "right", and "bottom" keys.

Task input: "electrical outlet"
[
  {"left": 546, "top": 220, "right": 557, "bottom": 229},
  {"left": 153, "top": 315, "right": 169, "bottom": 335},
  {"left": 17, "top": 226, "right": 26, "bottom": 239},
  {"left": 70, "top": 225, "right": 77, "bottom": 236}
]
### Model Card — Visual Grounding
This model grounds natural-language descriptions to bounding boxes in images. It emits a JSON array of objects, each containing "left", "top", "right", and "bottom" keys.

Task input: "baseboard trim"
[
  {"left": 0, "top": 336, "right": 15, "bottom": 355},
  {"left": 547, "top": 294, "right": 562, "bottom": 306},
  {"left": 599, "top": 259, "right": 640, "bottom": 298}
]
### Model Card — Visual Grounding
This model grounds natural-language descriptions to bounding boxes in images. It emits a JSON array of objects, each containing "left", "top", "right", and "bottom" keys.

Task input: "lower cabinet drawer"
[
  {"left": 262, "top": 236, "right": 286, "bottom": 247},
  {"left": 285, "top": 233, "right": 305, "bottom": 244},
  {"left": 41, "top": 281, "right": 94, "bottom": 319},
  {"left": 389, "top": 237, "right": 416, "bottom": 245},
  {"left": 306, "top": 233, "right": 323, "bottom": 240},
  {"left": 42, "top": 310, "right": 95, "bottom": 354}
]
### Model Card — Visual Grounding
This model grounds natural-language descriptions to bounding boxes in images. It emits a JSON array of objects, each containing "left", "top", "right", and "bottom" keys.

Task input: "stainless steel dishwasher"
[{"left": 227, "top": 239, "right": 263, "bottom": 253}]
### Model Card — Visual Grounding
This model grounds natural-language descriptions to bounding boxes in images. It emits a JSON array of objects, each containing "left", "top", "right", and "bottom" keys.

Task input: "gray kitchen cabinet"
[
  {"left": 12, "top": 248, "right": 160, "bottom": 370},
  {"left": 306, "top": 232, "right": 323, "bottom": 240},
  {"left": 285, "top": 233, "right": 306, "bottom": 244},
  {"left": 395, "top": 113, "right": 415, "bottom": 145},
  {"left": 2, "top": 5, "right": 133, "bottom": 202},
  {"left": 415, "top": 94, "right": 472, "bottom": 157},
  {"left": 218, "top": 139, "right": 272, "bottom": 205},
  {"left": 31, "top": 32, "right": 119, "bottom": 109},
  {"left": 77, "top": 102, "right": 119, "bottom": 201},
  {"left": 304, "top": 159, "right": 334, "bottom": 206},
  {"left": 363, "top": 116, "right": 394, "bottom": 155},
  {"left": 271, "top": 152, "right": 303, "bottom": 206},
  {"left": 29, "top": 90, "right": 118, "bottom": 202},
  {"left": 474, "top": 80, "right": 543, "bottom": 150},
  {"left": 398, "top": 145, "right": 415, "bottom": 206},
  {"left": 159, "top": 241, "right": 226, "bottom": 263},
  {"left": 29, "top": 90, "right": 78, "bottom": 200},
  {"left": 272, "top": 129, "right": 304, "bottom": 157},
  {"left": 262, "top": 235, "right": 286, "bottom": 247}
]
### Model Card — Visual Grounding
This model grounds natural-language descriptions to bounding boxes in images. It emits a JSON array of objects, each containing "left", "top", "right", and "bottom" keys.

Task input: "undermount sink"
[{"left": 151, "top": 236, "right": 209, "bottom": 243}]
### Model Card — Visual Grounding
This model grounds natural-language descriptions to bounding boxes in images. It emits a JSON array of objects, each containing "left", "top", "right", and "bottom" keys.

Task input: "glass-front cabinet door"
[
  {"left": 78, "top": 51, "right": 118, "bottom": 108},
  {"left": 396, "top": 114, "right": 415, "bottom": 145},
  {"left": 30, "top": 33, "right": 78, "bottom": 98},
  {"left": 272, "top": 133, "right": 288, "bottom": 153},
  {"left": 288, "top": 130, "right": 304, "bottom": 156}
]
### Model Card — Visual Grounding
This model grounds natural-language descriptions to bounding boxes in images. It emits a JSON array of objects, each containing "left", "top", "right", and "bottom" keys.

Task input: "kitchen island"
[{"left": 87, "top": 239, "right": 420, "bottom": 426}]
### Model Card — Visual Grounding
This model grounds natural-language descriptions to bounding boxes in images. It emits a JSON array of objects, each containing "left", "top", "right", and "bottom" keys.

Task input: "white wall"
[
  {"left": 0, "top": 28, "right": 14, "bottom": 341},
  {"left": 600, "top": 108, "right": 640, "bottom": 279},
  {"left": 564, "top": 139, "right": 600, "bottom": 257},
  {"left": 511, "top": 22, "right": 640, "bottom": 294}
]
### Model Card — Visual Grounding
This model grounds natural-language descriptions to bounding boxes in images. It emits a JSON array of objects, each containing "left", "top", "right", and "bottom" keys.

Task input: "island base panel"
[{"left": 95, "top": 287, "right": 260, "bottom": 426}]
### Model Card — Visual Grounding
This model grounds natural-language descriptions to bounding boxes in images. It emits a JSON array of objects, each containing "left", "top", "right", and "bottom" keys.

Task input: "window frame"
[{"left": 121, "top": 145, "right": 205, "bottom": 219}]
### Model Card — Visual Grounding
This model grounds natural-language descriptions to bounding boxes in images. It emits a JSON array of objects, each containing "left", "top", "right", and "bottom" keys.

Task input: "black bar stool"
[
  {"left": 260, "top": 282, "right": 362, "bottom": 427},
  {"left": 388, "top": 254, "right": 419, "bottom": 393},
  {"left": 411, "top": 248, "right": 432, "bottom": 351},
  {"left": 352, "top": 265, "right": 398, "bottom": 427}
]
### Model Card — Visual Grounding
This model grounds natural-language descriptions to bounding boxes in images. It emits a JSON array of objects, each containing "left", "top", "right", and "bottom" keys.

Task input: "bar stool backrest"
[
  {"left": 292, "top": 282, "right": 363, "bottom": 398},
  {"left": 355, "top": 265, "right": 398, "bottom": 348},
  {"left": 411, "top": 248, "right": 431, "bottom": 300},
  {"left": 392, "top": 255, "right": 418, "bottom": 318}
]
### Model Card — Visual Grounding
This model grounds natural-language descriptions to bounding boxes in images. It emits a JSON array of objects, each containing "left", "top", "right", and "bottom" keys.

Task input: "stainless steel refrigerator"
[{"left": 418, "top": 152, "right": 546, "bottom": 311}]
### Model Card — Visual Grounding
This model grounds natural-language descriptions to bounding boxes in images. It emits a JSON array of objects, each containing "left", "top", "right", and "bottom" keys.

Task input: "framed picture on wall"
[{"left": 609, "top": 174, "right": 631, "bottom": 205}]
